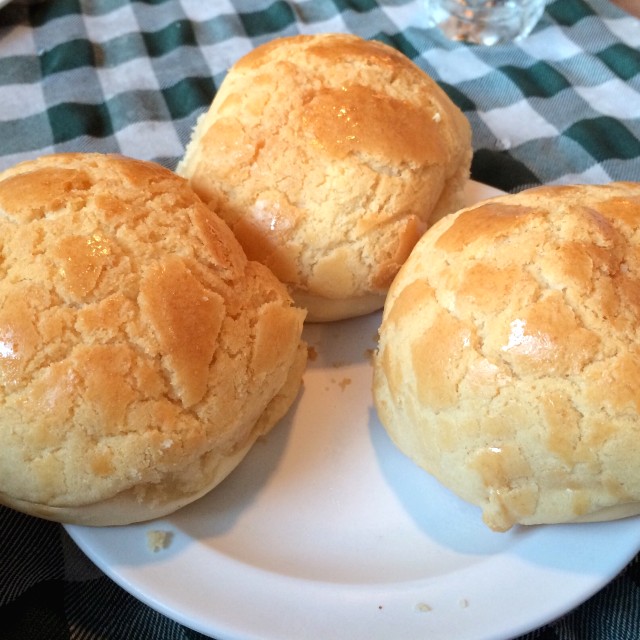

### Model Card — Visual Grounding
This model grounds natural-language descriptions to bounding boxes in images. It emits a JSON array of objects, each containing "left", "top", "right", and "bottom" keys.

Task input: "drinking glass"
[{"left": 425, "top": 0, "right": 546, "bottom": 45}]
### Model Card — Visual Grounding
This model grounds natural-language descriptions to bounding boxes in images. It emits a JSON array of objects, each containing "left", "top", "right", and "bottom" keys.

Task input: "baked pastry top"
[
  {"left": 178, "top": 33, "right": 472, "bottom": 321},
  {"left": 374, "top": 182, "right": 640, "bottom": 531},
  {"left": 0, "top": 152, "right": 307, "bottom": 525}
]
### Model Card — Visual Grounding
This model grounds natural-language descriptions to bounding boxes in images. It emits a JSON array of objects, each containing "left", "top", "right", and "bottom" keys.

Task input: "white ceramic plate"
[{"left": 66, "top": 182, "right": 640, "bottom": 640}]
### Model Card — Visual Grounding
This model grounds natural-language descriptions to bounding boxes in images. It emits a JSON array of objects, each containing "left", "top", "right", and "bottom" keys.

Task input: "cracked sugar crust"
[
  {"left": 177, "top": 33, "right": 472, "bottom": 321},
  {"left": 373, "top": 182, "right": 640, "bottom": 531},
  {"left": 0, "top": 153, "right": 306, "bottom": 511}
]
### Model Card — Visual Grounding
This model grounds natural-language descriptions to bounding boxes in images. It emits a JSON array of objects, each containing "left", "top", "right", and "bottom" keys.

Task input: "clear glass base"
[{"left": 425, "top": 0, "right": 546, "bottom": 45}]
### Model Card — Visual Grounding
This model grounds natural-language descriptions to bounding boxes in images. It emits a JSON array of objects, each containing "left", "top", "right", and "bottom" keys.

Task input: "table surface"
[{"left": 1, "top": 1, "right": 640, "bottom": 639}]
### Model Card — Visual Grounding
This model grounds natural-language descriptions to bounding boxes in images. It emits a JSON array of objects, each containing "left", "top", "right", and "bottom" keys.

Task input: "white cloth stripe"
[
  {"left": 602, "top": 16, "right": 640, "bottom": 47},
  {"left": 574, "top": 78, "right": 640, "bottom": 120},
  {"left": 422, "top": 47, "right": 494, "bottom": 83},
  {"left": 517, "top": 25, "right": 584, "bottom": 61},
  {"left": 82, "top": 3, "right": 139, "bottom": 43},
  {"left": 115, "top": 120, "right": 184, "bottom": 161},
  {"left": 0, "top": 23, "right": 37, "bottom": 55},
  {"left": 478, "top": 100, "right": 560, "bottom": 149},
  {"left": 0, "top": 83, "right": 47, "bottom": 120}
]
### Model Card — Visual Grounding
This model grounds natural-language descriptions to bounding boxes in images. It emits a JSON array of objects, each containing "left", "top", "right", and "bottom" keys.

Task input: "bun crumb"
[{"left": 147, "top": 529, "right": 174, "bottom": 552}]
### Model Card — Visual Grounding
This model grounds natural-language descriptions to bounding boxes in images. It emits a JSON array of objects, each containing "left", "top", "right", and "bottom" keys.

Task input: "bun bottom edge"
[
  {"left": 294, "top": 290, "right": 386, "bottom": 323},
  {"left": 1, "top": 342, "right": 308, "bottom": 527},
  {"left": 0, "top": 441, "right": 253, "bottom": 527}
]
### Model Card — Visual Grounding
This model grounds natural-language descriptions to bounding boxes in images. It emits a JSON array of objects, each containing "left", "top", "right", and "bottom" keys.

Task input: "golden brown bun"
[
  {"left": 373, "top": 182, "right": 640, "bottom": 531},
  {"left": 177, "top": 33, "right": 472, "bottom": 322},
  {"left": 0, "top": 153, "right": 307, "bottom": 526}
]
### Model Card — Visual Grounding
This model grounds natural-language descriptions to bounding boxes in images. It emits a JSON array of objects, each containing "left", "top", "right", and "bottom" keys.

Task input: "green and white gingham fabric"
[
  {"left": 1, "top": 1, "right": 640, "bottom": 639},
  {"left": 1, "top": 0, "right": 639, "bottom": 192}
]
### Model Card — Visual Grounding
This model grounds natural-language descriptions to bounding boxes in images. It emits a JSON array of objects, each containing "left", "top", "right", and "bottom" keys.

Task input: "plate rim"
[{"left": 65, "top": 180, "right": 640, "bottom": 640}]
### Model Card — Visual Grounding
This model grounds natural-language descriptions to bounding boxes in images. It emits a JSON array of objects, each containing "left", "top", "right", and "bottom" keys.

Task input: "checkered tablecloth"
[{"left": 1, "top": 1, "right": 639, "bottom": 639}]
